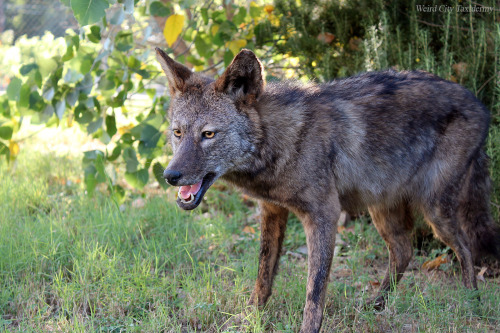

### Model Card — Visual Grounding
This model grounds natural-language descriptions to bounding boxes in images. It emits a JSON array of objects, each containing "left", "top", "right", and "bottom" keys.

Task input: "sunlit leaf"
[
  {"left": 226, "top": 39, "right": 247, "bottom": 57},
  {"left": 55, "top": 100, "right": 66, "bottom": 119},
  {"left": 71, "top": 0, "right": 110, "bottom": 26},
  {"left": 163, "top": 14, "right": 185, "bottom": 47},
  {"left": 7, "top": 77, "right": 22, "bottom": 101},
  {"left": 0, "top": 126, "right": 13, "bottom": 140},
  {"left": 18, "top": 84, "right": 30, "bottom": 108},
  {"left": 9, "top": 140, "right": 19, "bottom": 159}
]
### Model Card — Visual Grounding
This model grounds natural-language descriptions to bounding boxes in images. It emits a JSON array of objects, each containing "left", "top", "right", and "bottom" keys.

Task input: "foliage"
[
  {"left": 272, "top": 0, "right": 498, "bottom": 108},
  {"left": 0, "top": 0, "right": 280, "bottom": 199}
]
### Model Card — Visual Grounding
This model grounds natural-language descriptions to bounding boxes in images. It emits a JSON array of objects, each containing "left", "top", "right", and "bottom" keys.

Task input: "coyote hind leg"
[
  {"left": 367, "top": 201, "right": 414, "bottom": 309},
  {"left": 422, "top": 194, "right": 478, "bottom": 291}
]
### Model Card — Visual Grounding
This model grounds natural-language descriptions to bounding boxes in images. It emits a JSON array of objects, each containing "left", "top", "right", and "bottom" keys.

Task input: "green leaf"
[
  {"left": 211, "top": 10, "right": 226, "bottom": 23},
  {"left": 115, "top": 31, "right": 133, "bottom": 52},
  {"left": 0, "top": 126, "right": 13, "bottom": 140},
  {"left": 201, "top": 8, "right": 209, "bottom": 24},
  {"left": 95, "top": 153, "right": 108, "bottom": 182},
  {"left": 149, "top": 1, "right": 170, "bottom": 17},
  {"left": 125, "top": 168, "right": 149, "bottom": 189},
  {"left": 34, "top": 71, "right": 43, "bottom": 88},
  {"left": 66, "top": 90, "right": 79, "bottom": 107},
  {"left": 43, "top": 87, "right": 55, "bottom": 101},
  {"left": 29, "top": 91, "right": 44, "bottom": 111},
  {"left": 98, "top": 75, "right": 116, "bottom": 91},
  {"left": 0, "top": 142, "right": 9, "bottom": 159},
  {"left": 108, "top": 90, "right": 127, "bottom": 107},
  {"left": 105, "top": 115, "right": 117, "bottom": 137},
  {"left": 194, "top": 34, "right": 211, "bottom": 58},
  {"left": 217, "top": 21, "right": 237, "bottom": 41},
  {"left": 18, "top": 84, "right": 30, "bottom": 108},
  {"left": 71, "top": 0, "right": 110, "bottom": 26},
  {"left": 74, "top": 104, "right": 93, "bottom": 124},
  {"left": 107, "top": 144, "right": 122, "bottom": 161},
  {"left": 233, "top": 7, "right": 247, "bottom": 26},
  {"left": 250, "top": 4, "right": 261, "bottom": 18},
  {"left": 108, "top": 5, "right": 125, "bottom": 25},
  {"left": 224, "top": 50, "right": 233, "bottom": 67},
  {"left": 7, "top": 77, "right": 22, "bottom": 101},
  {"left": 71, "top": 35, "right": 80, "bottom": 50},
  {"left": 83, "top": 149, "right": 104, "bottom": 164},
  {"left": 64, "top": 68, "right": 84, "bottom": 83},
  {"left": 186, "top": 56, "right": 205, "bottom": 66},
  {"left": 80, "top": 57, "right": 93, "bottom": 74},
  {"left": 140, "top": 125, "right": 161, "bottom": 147},
  {"left": 78, "top": 74, "right": 93, "bottom": 95},
  {"left": 20, "top": 63, "right": 38, "bottom": 76},
  {"left": 37, "top": 57, "right": 58, "bottom": 77},
  {"left": 123, "top": 147, "right": 139, "bottom": 173},
  {"left": 0, "top": 97, "right": 9, "bottom": 117},
  {"left": 84, "top": 165, "right": 97, "bottom": 195},
  {"left": 61, "top": 45, "right": 75, "bottom": 62},
  {"left": 55, "top": 100, "right": 66, "bottom": 119},
  {"left": 88, "top": 25, "right": 101, "bottom": 43},
  {"left": 41, "top": 104, "right": 55, "bottom": 121},
  {"left": 87, "top": 117, "right": 103, "bottom": 134},
  {"left": 112, "top": 185, "right": 126, "bottom": 203},
  {"left": 82, "top": 150, "right": 105, "bottom": 195},
  {"left": 153, "top": 162, "right": 168, "bottom": 189}
]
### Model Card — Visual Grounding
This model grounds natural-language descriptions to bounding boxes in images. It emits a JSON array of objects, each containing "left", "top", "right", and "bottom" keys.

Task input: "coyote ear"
[
  {"left": 155, "top": 47, "right": 192, "bottom": 95},
  {"left": 215, "top": 49, "right": 264, "bottom": 101}
]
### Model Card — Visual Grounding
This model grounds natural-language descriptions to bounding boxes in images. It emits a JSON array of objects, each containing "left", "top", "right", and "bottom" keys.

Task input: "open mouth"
[{"left": 176, "top": 173, "right": 216, "bottom": 210}]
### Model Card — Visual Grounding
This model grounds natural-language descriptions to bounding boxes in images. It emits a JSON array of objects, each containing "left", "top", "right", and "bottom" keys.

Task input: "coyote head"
[{"left": 156, "top": 48, "right": 264, "bottom": 210}]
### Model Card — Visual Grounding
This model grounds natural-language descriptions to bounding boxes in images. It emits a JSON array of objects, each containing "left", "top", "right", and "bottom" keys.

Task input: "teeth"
[{"left": 180, "top": 193, "right": 195, "bottom": 204}]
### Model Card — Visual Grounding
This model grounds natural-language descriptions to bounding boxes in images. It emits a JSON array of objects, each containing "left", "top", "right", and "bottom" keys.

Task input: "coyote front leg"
[
  {"left": 296, "top": 199, "right": 340, "bottom": 333},
  {"left": 248, "top": 201, "right": 289, "bottom": 306}
]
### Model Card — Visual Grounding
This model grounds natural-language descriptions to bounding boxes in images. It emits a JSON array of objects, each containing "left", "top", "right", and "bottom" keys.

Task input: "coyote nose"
[{"left": 163, "top": 169, "right": 182, "bottom": 185}]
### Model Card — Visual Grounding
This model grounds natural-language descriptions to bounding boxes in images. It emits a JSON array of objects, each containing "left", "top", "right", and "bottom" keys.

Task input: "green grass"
[{"left": 1, "top": 139, "right": 499, "bottom": 332}]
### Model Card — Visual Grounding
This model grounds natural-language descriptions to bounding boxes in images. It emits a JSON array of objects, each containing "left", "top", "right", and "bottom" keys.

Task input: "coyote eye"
[
  {"left": 202, "top": 131, "right": 215, "bottom": 139},
  {"left": 173, "top": 129, "right": 182, "bottom": 138}
]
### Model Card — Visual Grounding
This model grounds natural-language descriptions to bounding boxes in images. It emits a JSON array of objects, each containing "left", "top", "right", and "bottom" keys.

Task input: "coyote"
[{"left": 156, "top": 48, "right": 500, "bottom": 332}]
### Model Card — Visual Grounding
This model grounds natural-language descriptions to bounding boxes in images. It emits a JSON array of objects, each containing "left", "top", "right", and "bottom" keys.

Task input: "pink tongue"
[{"left": 179, "top": 180, "right": 203, "bottom": 200}]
